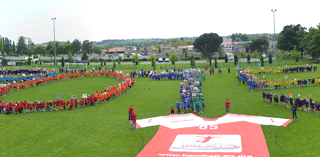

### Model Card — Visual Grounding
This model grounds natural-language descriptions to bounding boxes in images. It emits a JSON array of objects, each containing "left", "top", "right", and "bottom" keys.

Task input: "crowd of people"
[
  {"left": 0, "top": 68, "right": 54, "bottom": 75},
  {"left": 237, "top": 68, "right": 320, "bottom": 91},
  {"left": 176, "top": 68, "right": 206, "bottom": 114},
  {"left": 262, "top": 91, "right": 320, "bottom": 114},
  {"left": 0, "top": 69, "right": 135, "bottom": 115},
  {"left": 248, "top": 65, "right": 317, "bottom": 75}
]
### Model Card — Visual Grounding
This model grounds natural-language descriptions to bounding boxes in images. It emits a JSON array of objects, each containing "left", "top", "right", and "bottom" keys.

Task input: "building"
[
  {"left": 222, "top": 36, "right": 233, "bottom": 43},
  {"left": 266, "top": 41, "right": 277, "bottom": 53},
  {"left": 102, "top": 47, "right": 125, "bottom": 54},
  {"left": 160, "top": 44, "right": 172, "bottom": 53}
]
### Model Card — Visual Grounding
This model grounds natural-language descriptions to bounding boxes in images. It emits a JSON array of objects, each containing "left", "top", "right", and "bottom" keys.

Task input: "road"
[{"left": 43, "top": 58, "right": 270, "bottom": 66}]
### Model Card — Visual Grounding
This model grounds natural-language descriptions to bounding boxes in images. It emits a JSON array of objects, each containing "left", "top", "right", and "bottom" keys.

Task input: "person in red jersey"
[
  {"left": 225, "top": 99, "right": 230, "bottom": 113},
  {"left": 128, "top": 105, "right": 134, "bottom": 121},
  {"left": 131, "top": 111, "right": 137, "bottom": 129},
  {"left": 170, "top": 107, "right": 175, "bottom": 114}
]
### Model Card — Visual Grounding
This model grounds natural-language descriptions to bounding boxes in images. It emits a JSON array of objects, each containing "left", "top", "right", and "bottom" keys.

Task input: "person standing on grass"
[
  {"left": 176, "top": 101, "right": 180, "bottom": 113},
  {"left": 228, "top": 67, "right": 230, "bottom": 74},
  {"left": 225, "top": 99, "right": 230, "bottom": 113},
  {"left": 131, "top": 111, "right": 137, "bottom": 129},
  {"left": 292, "top": 104, "right": 297, "bottom": 120},
  {"left": 128, "top": 105, "right": 134, "bottom": 122}
]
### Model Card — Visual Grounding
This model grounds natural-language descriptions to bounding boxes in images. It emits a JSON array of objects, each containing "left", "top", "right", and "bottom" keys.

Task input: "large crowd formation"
[
  {"left": 0, "top": 70, "right": 135, "bottom": 115},
  {"left": 177, "top": 69, "right": 206, "bottom": 114},
  {"left": 248, "top": 65, "right": 317, "bottom": 75},
  {"left": 237, "top": 68, "right": 320, "bottom": 91},
  {"left": 262, "top": 91, "right": 320, "bottom": 114}
]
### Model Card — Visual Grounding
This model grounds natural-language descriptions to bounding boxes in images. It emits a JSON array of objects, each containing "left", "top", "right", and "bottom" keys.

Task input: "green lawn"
[{"left": 0, "top": 64, "right": 320, "bottom": 156}]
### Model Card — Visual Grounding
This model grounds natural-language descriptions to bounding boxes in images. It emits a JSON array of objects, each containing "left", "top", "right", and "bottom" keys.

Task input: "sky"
[{"left": 0, "top": 0, "right": 319, "bottom": 44}]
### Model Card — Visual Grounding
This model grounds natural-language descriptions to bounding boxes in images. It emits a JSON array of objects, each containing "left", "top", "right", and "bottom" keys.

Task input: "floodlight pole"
[
  {"left": 51, "top": 17, "right": 57, "bottom": 69},
  {"left": 271, "top": 9, "right": 277, "bottom": 67}
]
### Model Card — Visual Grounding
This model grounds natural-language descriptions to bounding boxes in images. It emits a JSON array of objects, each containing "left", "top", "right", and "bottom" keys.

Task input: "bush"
[
  {"left": 240, "top": 52, "right": 246, "bottom": 58},
  {"left": 123, "top": 58, "right": 132, "bottom": 62},
  {"left": 91, "top": 58, "right": 100, "bottom": 62},
  {"left": 16, "top": 61, "right": 24, "bottom": 66},
  {"left": 194, "top": 57, "right": 201, "bottom": 60},
  {"left": 42, "top": 60, "right": 53, "bottom": 63},
  {"left": 141, "top": 58, "right": 148, "bottom": 61},
  {"left": 218, "top": 57, "right": 225, "bottom": 59}
]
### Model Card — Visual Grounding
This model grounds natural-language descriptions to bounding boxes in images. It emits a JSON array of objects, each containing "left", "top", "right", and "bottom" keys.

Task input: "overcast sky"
[{"left": 0, "top": 0, "right": 319, "bottom": 44}]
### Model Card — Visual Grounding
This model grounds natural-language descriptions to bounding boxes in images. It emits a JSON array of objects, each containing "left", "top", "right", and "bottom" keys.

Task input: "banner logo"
[{"left": 169, "top": 134, "right": 242, "bottom": 152}]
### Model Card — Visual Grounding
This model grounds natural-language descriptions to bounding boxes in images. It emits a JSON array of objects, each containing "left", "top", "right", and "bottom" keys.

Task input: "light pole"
[
  {"left": 271, "top": 9, "right": 277, "bottom": 67},
  {"left": 51, "top": 17, "right": 56, "bottom": 69}
]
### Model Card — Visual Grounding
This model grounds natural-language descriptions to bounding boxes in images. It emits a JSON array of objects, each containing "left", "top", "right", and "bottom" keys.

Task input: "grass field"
[{"left": 1, "top": 64, "right": 320, "bottom": 156}]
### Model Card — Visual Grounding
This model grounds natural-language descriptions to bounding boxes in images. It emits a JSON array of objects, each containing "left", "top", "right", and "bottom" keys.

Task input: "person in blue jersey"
[
  {"left": 316, "top": 101, "right": 320, "bottom": 114},
  {"left": 274, "top": 94, "right": 278, "bottom": 106},
  {"left": 176, "top": 101, "right": 180, "bottom": 113},
  {"left": 310, "top": 98, "right": 315, "bottom": 112},
  {"left": 305, "top": 99, "right": 309, "bottom": 112},
  {"left": 262, "top": 91, "right": 266, "bottom": 102},
  {"left": 291, "top": 104, "right": 297, "bottom": 120},
  {"left": 284, "top": 95, "right": 289, "bottom": 108},
  {"left": 238, "top": 77, "right": 241, "bottom": 84}
]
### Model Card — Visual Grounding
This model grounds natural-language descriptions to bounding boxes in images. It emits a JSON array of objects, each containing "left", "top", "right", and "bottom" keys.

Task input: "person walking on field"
[
  {"left": 292, "top": 104, "right": 297, "bottom": 120},
  {"left": 128, "top": 105, "right": 134, "bottom": 122},
  {"left": 225, "top": 99, "right": 230, "bottom": 113},
  {"left": 131, "top": 111, "right": 137, "bottom": 129}
]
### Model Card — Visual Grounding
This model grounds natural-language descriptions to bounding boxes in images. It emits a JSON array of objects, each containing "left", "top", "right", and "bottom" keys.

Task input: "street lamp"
[
  {"left": 271, "top": 9, "right": 277, "bottom": 67},
  {"left": 51, "top": 17, "right": 57, "bottom": 69}
]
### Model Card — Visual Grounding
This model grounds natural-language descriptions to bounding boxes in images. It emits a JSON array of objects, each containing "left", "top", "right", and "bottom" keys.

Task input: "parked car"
[
  {"left": 158, "top": 58, "right": 163, "bottom": 62},
  {"left": 164, "top": 58, "right": 170, "bottom": 62},
  {"left": 228, "top": 57, "right": 234, "bottom": 60},
  {"left": 262, "top": 53, "right": 267, "bottom": 59}
]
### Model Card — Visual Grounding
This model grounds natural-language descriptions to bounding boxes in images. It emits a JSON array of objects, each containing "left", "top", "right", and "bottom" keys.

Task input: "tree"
[
  {"left": 249, "top": 36, "right": 269, "bottom": 56},
  {"left": 193, "top": 33, "right": 223, "bottom": 66},
  {"left": 81, "top": 51, "right": 88, "bottom": 62},
  {"left": 0, "top": 40, "right": 3, "bottom": 53},
  {"left": 158, "top": 47, "right": 161, "bottom": 54},
  {"left": 27, "top": 55, "right": 32, "bottom": 65},
  {"left": 68, "top": 51, "right": 73, "bottom": 62},
  {"left": 82, "top": 40, "right": 93, "bottom": 53},
  {"left": 234, "top": 38, "right": 242, "bottom": 42},
  {"left": 12, "top": 41, "right": 16, "bottom": 54},
  {"left": 169, "top": 52, "right": 179, "bottom": 69},
  {"left": 230, "top": 33, "right": 242, "bottom": 42},
  {"left": 133, "top": 54, "right": 139, "bottom": 65},
  {"left": 190, "top": 55, "right": 195, "bottom": 67},
  {"left": 268, "top": 54, "right": 272, "bottom": 64},
  {"left": 278, "top": 24, "right": 306, "bottom": 57},
  {"left": 118, "top": 56, "right": 122, "bottom": 65},
  {"left": 251, "top": 50, "right": 259, "bottom": 58},
  {"left": 214, "top": 57, "right": 217, "bottom": 68},
  {"left": 64, "top": 43, "right": 75, "bottom": 56},
  {"left": 17, "top": 36, "right": 27, "bottom": 54},
  {"left": 35, "top": 46, "right": 46, "bottom": 55},
  {"left": 72, "top": 39, "right": 81, "bottom": 53},
  {"left": 260, "top": 56, "right": 264, "bottom": 67},
  {"left": 61, "top": 57, "right": 65, "bottom": 67},
  {"left": 239, "top": 51, "right": 246, "bottom": 58},
  {"left": 126, "top": 54, "right": 130, "bottom": 60},
  {"left": 301, "top": 24, "right": 320, "bottom": 59},
  {"left": 289, "top": 46, "right": 299, "bottom": 62},
  {"left": 234, "top": 55, "right": 238, "bottom": 66},
  {"left": 240, "top": 34, "right": 250, "bottom": 41},
  {"left": 165, "top": 51, "right": 170, "bottom": 58},
  {"left": 150, "top": 54, "right": 156, "bottom": 68},
  {"left": 183, "top": 48, "right": 188, "bottom": 59},
  {"left": 225, "top": 54, "right": 228, "bottom": 63},
  {"left": 247, "top": 54, "right": 250, "bottom": 64}
]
